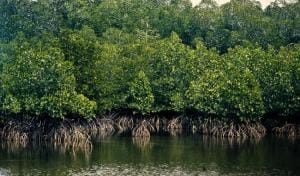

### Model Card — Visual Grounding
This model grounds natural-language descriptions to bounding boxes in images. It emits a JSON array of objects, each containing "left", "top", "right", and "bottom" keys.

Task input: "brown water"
[{"left": 0, "top": 136, "right": 299, "bottom": 176}]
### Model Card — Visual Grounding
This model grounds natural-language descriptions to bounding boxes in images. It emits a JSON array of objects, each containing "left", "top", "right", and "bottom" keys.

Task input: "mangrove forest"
[{"left": 0, "top": 0, "right": 299, "bottom": 146}]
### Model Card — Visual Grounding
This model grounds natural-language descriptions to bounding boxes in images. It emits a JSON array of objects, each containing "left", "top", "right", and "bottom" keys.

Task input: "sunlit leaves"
[{"left": 0, "top": 36, "right": 96, "bottom": 118}]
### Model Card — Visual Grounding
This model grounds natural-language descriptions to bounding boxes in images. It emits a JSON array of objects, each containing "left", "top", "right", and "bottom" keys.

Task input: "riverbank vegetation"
[{"left": 0, "top": 0, "right": 299, "bottom": 142}]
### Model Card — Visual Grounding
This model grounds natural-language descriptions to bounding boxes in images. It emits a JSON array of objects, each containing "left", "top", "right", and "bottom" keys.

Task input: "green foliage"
[
  {"left": 226, "top": 44, "right": 300, "bottom": 116},
  {"left": 0, "top": 35, "right": 96, "bottom": 118},
  {"left": 1, "top": 94, "right": 21, "bottom": 114},
  {"left": 60, "top": 26, "right": 99, "bottom": 95},
  {"left": 0, "top": 0, "right": 65, "bottom": 40},
  {"left": 187, "top": 66, "right": 264, "bottom": 121},
  {"left": 92, "top": 0, "right": 158, "bottom": 34},
  {"left": 128, "top": 71, "right": 154, "bottom": 114},
  {"left": 0, "top": 0, "right": 299, "bottom": 121},
  {"left": 65, "top": 0, "right": 96, "bottom": 28},
  {"left": 39, "top": 91, "right": 96, "bottom": 118},
  {"left": 147, "top": 33, "right": 193, "bottom": 111},
  {"left": 89, "top": 40, "right": 127, "bottom": 112}
]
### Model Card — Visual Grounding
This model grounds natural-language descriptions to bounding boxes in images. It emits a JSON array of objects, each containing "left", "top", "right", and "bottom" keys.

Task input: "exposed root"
[
  {"left": 196, "top": 118, "right": 266, "bottom": 139},
  {"left": 115, "top": 116, "right": 134, "bottom": 133},
  {"left": 92, "top": 118, "right": 115, "bottom": 137},
  {"left": 0, "top": 118, "right": 94, "bottom": 148},
  {"left": 47, "top": 124, "right": 91, "bottom": 148},
  {"left": 167, "top": 116, "right": 183, "bottom": 136},
  {"left": 1, "top": 115, "right": 296, "bottom": 144},
  {"left": 132, "top": 120, "right": 155, "bottom": 137},
  {"left": 246, "top": 122, "right": 266, "bottom": 138},
  {"left": 149, "top": 116, "right": 159, "bottom": 132},
  {"left": 272, "top": 123, "right": 300, "bottom": 138},
  {"left": 0, "top": 118, "right": 31, "bottom": 146}
]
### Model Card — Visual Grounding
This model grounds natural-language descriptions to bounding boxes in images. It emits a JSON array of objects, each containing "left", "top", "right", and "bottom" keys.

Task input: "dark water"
[{"left": 0, "top": 136, "right": 299, "bottom": 176}]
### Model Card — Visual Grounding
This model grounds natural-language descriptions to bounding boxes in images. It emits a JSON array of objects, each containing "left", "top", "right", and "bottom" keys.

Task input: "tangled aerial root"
[
  {"left": 1, "top": 115, "right": 296, "bottom": 146},
  {"left": 0, "top": 117, "right": 116, "bottom": 149},
  {"left": 132, "top": 120, "right": 155, "bottom": 137},
  {"left": 149, "top": 116, "right": 161, "bottom": 132},
  {"left": 115, "top": 116, "right": 134, "bottom": 133},
  {"left": 196, "top": 118, "right": 266, "bottom": 138},
  {"left": 89, "top": 118, "right": 115, "bottom": 138},
  {"left": 167, "top": 116, "right": 183, "bottom": 136},
  {"left": 47, "top": 124, "right": 91, "bottom": 148},
  {"left": 0, "top": 118, "right": 31, "bottom": 146},
  {"left": 272, "top": 123, "right": 300, "bottom": 138}
]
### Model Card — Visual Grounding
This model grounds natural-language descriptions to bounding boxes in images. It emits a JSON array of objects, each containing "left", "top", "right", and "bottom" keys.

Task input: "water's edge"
[{"left": 0, "top": 116, "right": 299, "bottom": 147}]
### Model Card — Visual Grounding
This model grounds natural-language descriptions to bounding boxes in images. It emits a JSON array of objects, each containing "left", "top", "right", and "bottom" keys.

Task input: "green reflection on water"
[{"left": 0, "top": 136, "right": 299, "bottom": 175}]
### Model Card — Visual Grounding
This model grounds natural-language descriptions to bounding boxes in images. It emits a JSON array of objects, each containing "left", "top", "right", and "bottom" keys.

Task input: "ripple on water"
[
  {"left": 0, "top": 169, "right": 10, "bottom": 176},
  {"left": 65, "top": 163, "right": 292, "bottom": 176},
  {"left": 68, "top": 164, "right": 220, "bottom": 176}
]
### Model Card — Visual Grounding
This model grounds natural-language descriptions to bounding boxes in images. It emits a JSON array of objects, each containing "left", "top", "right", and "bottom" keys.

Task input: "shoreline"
[{"left": 0, "top": 115, "right": 299, "bottom": 147}]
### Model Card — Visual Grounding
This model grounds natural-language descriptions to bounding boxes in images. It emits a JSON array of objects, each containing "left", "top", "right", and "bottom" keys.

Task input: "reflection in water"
[
  {"left": 132, "top": 137, "right": 151, "bottom": 149},
  {"left": 0, "top": 136, "right": 299, "bottom": 176},
  {"left": 1, "top": 140, "right": 93, "bottom": 156}
]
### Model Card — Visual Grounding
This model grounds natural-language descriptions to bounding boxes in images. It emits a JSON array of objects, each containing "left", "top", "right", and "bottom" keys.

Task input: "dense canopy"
[{"left": 0, "top": 0, "right": 299, "bottom": 122}]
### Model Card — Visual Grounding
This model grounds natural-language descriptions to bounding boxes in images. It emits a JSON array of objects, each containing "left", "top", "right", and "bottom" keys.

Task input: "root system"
[
  {"left": 132, "top": 120, "right": 155, "bottom": 137},
  {"left": 272, "top": 123, "right": 300, "bottom": 138},
  {"left": 196, "top": 118, "right": 266, "bottom": 138},
  {"left": 0, "top": 115, "right": 296, "bottom": 146}
]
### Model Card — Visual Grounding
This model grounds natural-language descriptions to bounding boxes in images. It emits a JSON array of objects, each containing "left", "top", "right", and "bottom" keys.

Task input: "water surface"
[{"left": 0, "top": 136, "right": 299, "bottom": 175}]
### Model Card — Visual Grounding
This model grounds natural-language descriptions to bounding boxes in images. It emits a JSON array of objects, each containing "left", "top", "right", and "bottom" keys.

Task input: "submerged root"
[
  {"left": 272, "top": 123, "right": 300, "bottom": 138},
  {"left": 132, "top": 120, "right": 155, "bottom": 138},
  {"left": 52, "top": 140, "right": 92, "bottom": 154},
  {"left": 1, "top": 140, "right": 28, "bottom": 153},
  {"left": 0, "top": 141, "right": 92, "bottom": 157},
  {"left": 132, "top": 137, "right": 151, "bottom": 149}
]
